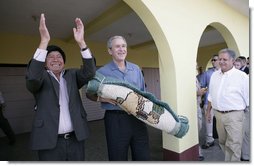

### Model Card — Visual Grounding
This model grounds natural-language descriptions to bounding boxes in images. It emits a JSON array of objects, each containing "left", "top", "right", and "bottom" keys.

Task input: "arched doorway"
[{"left": 124, "top": 0, "right": 248, "bottom": 161}]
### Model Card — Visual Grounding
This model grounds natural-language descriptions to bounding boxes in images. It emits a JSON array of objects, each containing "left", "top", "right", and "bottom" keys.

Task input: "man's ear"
[
  {"left": 44, "top": 60, "right": 49, "bottom": 70},
  {"left": 108, "top": 48, "right": 112, "bottom": 55}
]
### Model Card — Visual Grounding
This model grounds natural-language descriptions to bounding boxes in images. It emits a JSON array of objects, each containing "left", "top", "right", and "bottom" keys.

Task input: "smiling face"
[
  {"left": 108, "top": 37, "right": 127, "bottom": 63},
  {"left": 219, "top": 52, "right": 234, "bottom": 73},
  {"left": 45, "top": 51, "right": 64, "bottom": 76},
  {"left": 234, "top": 61, "right": 242, "bottom": 69}
]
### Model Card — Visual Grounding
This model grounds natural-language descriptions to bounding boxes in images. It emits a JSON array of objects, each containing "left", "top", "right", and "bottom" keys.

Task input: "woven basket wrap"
[{"left": 86, "top": 72, "right": 189, "bottom": 138}]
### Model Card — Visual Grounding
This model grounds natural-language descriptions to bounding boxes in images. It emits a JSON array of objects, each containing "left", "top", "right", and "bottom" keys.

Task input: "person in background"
[
  {"left": 196, "top": 78, "right": 207, "bottom": 161},
  {"left": 222, "top": 55, "right": 250, "bottom": 161},
  {"left": 25, "top": 13, "right": 96, "bottom": 161},
  {"left": 87, "top": 35, "right": 150, "bottom": 161},
  {"left": 238, "top": 56, "right": 249, "bottom": 74},
  {"left": 246, "top": 57, "right": 250, "bottom": 68},
  {"left": 233, "top": 58, "right": 242, "bottom": 70},
  {"left": 206, "top": 48, "right": 249, "bottom": 161},
  {"left": 200, "top": 54, "right": 220, "bottom": 149},
  {"left": 196, "top": 66, "right": 204, "bottom": 83},
  {"left": 0, "top": 91, "right": 16, "bottom": 145},
  {"left": 238, "top": 56, "right": 250, "bottom": 161},
  {"left": 241, "top": 106, "right": 250, "bottom": 161}
]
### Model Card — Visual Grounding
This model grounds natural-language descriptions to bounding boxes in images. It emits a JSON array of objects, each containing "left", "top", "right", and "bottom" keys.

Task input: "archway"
[
  {"left": 124, "top": 0, "right": 247, "bottom": 161},
  {"left": 197, "top": 22, "right": 241, "bottom": 71}
]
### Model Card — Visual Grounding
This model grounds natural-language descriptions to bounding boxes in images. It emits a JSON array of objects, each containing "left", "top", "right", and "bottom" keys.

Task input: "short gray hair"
[
  {"left": 218, "top": 48, "right": 236, "bottom": 60},
  {"left": 107, "top": 36, "right": 127, "bottom": 49}
]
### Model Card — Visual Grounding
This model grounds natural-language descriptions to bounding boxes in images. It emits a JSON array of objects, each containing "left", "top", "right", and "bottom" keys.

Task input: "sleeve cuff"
[
  {"left": 33, "top": 48, "right": 47, "bottom": 62},
  {"left": 81, "top": 48, "right": 92, "bottom": 59}
]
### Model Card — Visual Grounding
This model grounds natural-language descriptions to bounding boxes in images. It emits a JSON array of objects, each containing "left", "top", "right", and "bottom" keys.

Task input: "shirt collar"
[
  {"left": 219, "top": 66, "right": 235, "bottom": 76},
  {"left": 109, "top": 60, "right": 133, "bottom": 71},
  {"left": 47, "top": 69, "right": 65, "bottom": 82}
]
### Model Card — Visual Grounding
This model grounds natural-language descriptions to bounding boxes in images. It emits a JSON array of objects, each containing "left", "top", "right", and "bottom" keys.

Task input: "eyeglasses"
[{"left": 211, "top": 59, "right": 218, "bottom": 62}]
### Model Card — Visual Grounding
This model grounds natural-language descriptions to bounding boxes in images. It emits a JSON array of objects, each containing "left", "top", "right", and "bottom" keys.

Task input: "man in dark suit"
[
  {"left": 25, "top": 13, "right": 96, "bottom": 161},
  {"left": 238, "top": 56, "right": 249, "bottom": 75}
]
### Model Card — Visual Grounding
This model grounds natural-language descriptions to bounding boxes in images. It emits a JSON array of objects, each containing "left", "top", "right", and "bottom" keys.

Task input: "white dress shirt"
[
  {"left": 208, "top": 67, "right": 249, "bottom": 111},
  {"left": 33, "top": 48, "right": 92, "bottom": 134}
]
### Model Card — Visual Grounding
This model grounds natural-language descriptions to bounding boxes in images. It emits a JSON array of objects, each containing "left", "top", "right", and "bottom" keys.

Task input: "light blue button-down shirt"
[
  {"left": 200, "top": 67, "right": 217, "bottom": 105},
  {"left": 97, "top": 60, "right": 145, "bottom": 110}
]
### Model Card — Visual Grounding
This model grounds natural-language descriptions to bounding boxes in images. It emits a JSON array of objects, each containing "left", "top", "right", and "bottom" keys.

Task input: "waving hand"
[
  {"left": 38, "top": 13, "right": 50, "bottom": 49},
  {"left": 73, "top": 18, "right": 87, "bottom": 49}
]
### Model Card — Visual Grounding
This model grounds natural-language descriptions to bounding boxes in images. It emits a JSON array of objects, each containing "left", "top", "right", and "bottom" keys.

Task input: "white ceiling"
[{"left": 0, "top": 0, "right": 249, "bottom": 48}]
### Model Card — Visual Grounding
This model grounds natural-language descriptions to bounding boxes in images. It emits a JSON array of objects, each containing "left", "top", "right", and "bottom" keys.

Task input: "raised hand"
[
  {"left": 73, "top": 18, "right": 87, "bottom": 49},
  {"left": 39, "top": 13, "right": 50, "bottom": 49}
]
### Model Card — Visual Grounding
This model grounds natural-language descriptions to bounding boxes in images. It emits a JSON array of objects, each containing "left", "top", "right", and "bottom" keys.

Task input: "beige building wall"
[{"left": 0, "top": 33, "right": 158, "bottom": 68}]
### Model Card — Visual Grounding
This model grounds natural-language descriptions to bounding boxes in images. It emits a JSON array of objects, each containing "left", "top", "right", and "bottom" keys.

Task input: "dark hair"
[
  {"left": 238, "top": 56, "right": 247, "bottom": 62},
  {"left": 212, "top": 54, "right": 218, "bottom": 58},
  {"left": 46, "top": 45, "right": 66, "bottom": 63}
]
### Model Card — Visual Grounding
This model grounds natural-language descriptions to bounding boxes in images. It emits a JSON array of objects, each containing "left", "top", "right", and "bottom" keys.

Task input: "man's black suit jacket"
[{"left": 26, "top": 57, "right": 96, "bottom": 150}]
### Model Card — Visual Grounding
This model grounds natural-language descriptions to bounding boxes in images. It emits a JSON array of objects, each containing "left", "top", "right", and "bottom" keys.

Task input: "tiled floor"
[{"left": 0, "top": 119, "right": 225, "bottom": 162}]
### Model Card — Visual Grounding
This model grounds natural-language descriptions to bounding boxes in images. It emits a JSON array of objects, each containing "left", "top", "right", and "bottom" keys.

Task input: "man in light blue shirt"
[
  {"left": 200, "top": 54, "right": 220, "bottom": 149},
  {"left": 98, "top": 60, "right": 145, "bottom": 111},
  {"left": 95, "top": 36, "right": 150, "bottom": 161}
]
